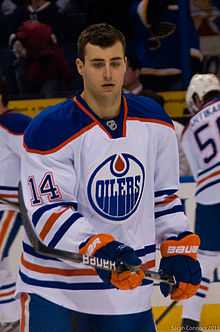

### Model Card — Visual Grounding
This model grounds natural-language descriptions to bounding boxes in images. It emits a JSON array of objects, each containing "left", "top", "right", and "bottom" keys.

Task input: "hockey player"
[
  {"left": 181, "top": 74, "right": 220, "bottom": 331},
  {"left": 0, "top": 78, "right": 31, "bottom": 331},
  {"left": 18, "top": 23, "right": 201, "bottom": 332}
]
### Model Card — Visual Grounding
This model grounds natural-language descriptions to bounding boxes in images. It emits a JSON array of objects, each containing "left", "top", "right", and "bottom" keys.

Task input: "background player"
[
  {"left": 0, "top": 78, "right": 31, "bottom": 332},
  {"left": 18, "top": 23, "right": 201, "bottom": 332},
  {"left": 181, "top": 73, "right": 220, "bottom": 331}
]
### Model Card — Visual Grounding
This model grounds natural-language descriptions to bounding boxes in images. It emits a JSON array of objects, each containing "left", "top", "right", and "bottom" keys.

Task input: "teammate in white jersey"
[
  {"left": 0, "top": 79, "right": 31, "bottom": 331},
  {"left": 181, "top": 74, "right": 220, "bottom": 331},
  {"left": 18, "top": 23, "right": 201, "bottom": 332}
]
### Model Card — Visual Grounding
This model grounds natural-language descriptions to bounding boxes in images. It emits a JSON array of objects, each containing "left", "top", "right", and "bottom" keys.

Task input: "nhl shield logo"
[{"left": 87, "top": 154, "right": 145, "bottom": 221}]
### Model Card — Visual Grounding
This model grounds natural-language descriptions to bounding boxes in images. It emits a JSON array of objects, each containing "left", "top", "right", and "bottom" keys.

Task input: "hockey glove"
[
  {"left": 159, "top": 231, "right": 201, "bottom": 300},
  {"left": 79, "top": 234, "right": 144, "bottom": 290}
]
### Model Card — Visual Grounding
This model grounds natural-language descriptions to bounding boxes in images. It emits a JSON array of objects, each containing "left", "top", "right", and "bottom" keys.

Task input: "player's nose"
[{"left": 103, "top": 64, "right": 112, "bottom": 80}]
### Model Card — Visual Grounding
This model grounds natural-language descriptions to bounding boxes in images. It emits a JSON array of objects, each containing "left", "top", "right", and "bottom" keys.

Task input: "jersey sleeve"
[
  {"left": 154, "top": 125, "right": 190, "bottom": 244},
  {"left": 21, "top": 142, "right": 97, "bottom": 259}
]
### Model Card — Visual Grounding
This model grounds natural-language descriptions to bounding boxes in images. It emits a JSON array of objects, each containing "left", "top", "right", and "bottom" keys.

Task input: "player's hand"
[
  {"left": 159, "top": 232, "right": 201, "bottom": 300},
  {"left": 79, "top": 234, "right": 144, "bottom": 290}
]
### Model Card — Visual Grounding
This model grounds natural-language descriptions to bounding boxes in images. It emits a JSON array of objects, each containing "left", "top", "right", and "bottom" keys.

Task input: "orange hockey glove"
[
  {"left": 79, "top": 234, "right": 144, "bottom": 290},
  {"left": 159, "top": 231, "right": 201, "bottom": 300}
]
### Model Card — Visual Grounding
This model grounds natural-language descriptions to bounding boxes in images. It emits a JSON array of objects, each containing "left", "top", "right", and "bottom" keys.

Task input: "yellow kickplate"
[{"left": 153, "top": 304, "right": 220, "bottom": 331}]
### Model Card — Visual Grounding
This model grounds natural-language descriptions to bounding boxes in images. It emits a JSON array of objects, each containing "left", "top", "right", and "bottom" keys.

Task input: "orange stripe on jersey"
[
  {"left": 197, "top": 170, "right": 220, "bottom": 185},
  {"left": 0, "top": 211, "right": 16, "bottom": 250},
  {"left": 21, "top": 254, "right": 97, "bottom": 276},
  {"left": 73, "top": 97, "right": 112, "bottom": 138},
  {"left": 39, "top": 207, "right": 70, "bottom": 241},
  {"left": 0, "top": 194, "right": 18, "bottom": 199},
  {"left": 0, "top": 289, "right": 15, "bottom": 297},
  {"left": 20, "top": 293, "right": 29, "bottom": 332},
  {"left": 142, "top": 260, "right": 156, "bottom": 270},
  {"left": 200, "top": 285, "right": 209, "bottom": 291},
  {"left": 155, "top": 195, "right": 178, "bottom": 206},
  {"left": 24, "top": 122, "right": 96, "bottom": 155},
  {"left": 21, "top": 254, "right": 155, "bottom": 277},
  {"left": 127, "top": 117, "right": 175, "bottom": 130}
]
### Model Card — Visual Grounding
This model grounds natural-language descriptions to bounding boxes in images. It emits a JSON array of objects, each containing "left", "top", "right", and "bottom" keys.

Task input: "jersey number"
[
  {"left": 194, "top": 117, "right": 220, "bottom": 164},
  {"left": 28, "top": 172, "right": 61, "bottom": 206}
]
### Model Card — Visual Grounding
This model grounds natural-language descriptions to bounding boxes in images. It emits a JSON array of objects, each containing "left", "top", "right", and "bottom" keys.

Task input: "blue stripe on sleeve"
[
  {"left": 0, "top": 283, "right": 16, "bottom": 291},
  {"left": 48, "top": 213, "right": 82, "bottom": 247},
  {"left": 0, "top": 185, "right": 18, "bottom": 191},
  {"left": 196, "top": 292, "right": 206, "bottom": 298},
  {"left": 2, "top": 214, "right": 21, "bottom": 258},
  {"left": 19, "top": 271, "right": 153, "bottom": 290},
  {"left": 201, "top": 277, "right": 210, "bottom": 284},
  {"left": 198, "top": 162, "right": 220, "bottom": 177},
  {"left": 154, "top": 189, "right": 177, "bottom": 197},
  {"left": 23, "top": 242, "right": 59, "bottom": 261},
  {"left": 0, "top": 298, "right": 16, "bottom": 304},
  {"left": 155, "top": 205, "right": 184, "bottom": 218},
  {"left": 32, "top": 202, "right": 77, "bottom": 226},
  {"left": 135, "top": 244, "right": 156, "bottom": 257},
  {"left": 196, "top": 178, "right": 220, "bottom": 196}
]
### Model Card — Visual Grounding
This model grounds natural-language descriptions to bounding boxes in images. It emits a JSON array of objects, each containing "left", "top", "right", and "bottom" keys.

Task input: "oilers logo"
[{"left": 87, "top": 154, "right": 145, "bottom": 221}]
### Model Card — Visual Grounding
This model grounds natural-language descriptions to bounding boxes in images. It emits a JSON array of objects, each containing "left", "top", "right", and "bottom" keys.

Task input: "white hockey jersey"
[
  {"left": 0, "top": 110, "right": 31, "bottom": 316},
  {"left": 18, "top": 94, "right": 189, "bottom": 315},
  {"left": 0, "top": 110, "right": 31, "bottom": 210},
  {"left": 182, "top": 97, "right": 220, "bottom": 205}
]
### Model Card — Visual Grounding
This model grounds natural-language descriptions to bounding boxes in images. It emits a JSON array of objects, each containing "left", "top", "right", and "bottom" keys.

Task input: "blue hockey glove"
[
  {"left": 79, "top": 234, "right": 144, "bottom": 290},
  {"left": 159, "top": 232, "right": 201, "bottom": 300}
]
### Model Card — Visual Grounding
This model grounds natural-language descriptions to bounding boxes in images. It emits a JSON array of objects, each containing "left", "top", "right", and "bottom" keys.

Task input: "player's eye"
[
  {"left": 111, "top": 61, "right": 121, "bottom": 68},
  {"left": 92, "top": 62, "right": 104, "bottom": 68}
]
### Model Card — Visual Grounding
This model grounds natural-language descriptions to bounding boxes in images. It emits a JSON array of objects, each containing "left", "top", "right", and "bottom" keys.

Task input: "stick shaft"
[
  {"left": 155, "top": 300, "right": 178, "bottom": 325},
  {"left": 0, "top": 194, "right": 175, "bottom": 286}
]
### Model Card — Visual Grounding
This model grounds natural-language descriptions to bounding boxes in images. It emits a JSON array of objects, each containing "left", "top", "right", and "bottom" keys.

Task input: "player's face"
[{"left": 76, "top": 42, "right": 127, "bottom": 99}]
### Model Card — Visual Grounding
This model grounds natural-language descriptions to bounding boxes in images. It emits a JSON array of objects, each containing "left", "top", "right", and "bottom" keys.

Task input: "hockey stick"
[
  {"left": 155, "top": 300, "right": 178, "bottom": 325},
  {"left": 0, "top": 192, "right": 175, "bottom": 286}
]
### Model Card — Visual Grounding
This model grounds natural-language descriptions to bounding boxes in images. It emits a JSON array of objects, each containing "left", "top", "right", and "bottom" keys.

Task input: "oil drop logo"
[{"left": 87, "top": 154, "right": 145, "bottom": 221}]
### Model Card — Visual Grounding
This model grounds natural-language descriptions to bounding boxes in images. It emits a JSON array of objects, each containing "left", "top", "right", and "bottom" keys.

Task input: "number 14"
[{"left": 28, "top": 172, "right": 62, "bottom": 206}]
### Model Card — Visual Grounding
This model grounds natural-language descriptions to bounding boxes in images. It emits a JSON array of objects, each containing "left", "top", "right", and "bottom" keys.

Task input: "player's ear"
[{"left": 75, "top": 58, "right": 84, "bottom": 76}]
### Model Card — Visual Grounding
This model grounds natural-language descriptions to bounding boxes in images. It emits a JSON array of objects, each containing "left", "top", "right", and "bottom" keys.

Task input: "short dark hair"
[
  {"left": 77, "top": 23, "right": 126, "bottom": 61},
  {"left": 0, "top": 78, "right": 9, "bottom": 107}
]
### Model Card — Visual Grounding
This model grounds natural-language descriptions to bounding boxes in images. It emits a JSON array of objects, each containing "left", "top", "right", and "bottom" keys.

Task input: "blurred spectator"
[
  {"left": 10, "top": 0, "right": 63, "bottom": 40},
  {"left": 0, "top": 0, "right": 17, "bottom": 78},
  {"left": 123, "top": 56, "right": 144, "bottom": 95},
  {"left": 191, "top": 0, "right": 220, "bottom": 35},
  {"left": 123, "top": 55, "right": 166, "bottom": 107},
  {"left": 9, "top": 21, "right": 72, "bottom": 97},
  {"left": 128, "top": 0, "right": 203, "bottom": 91},
  {"left": 9, "top": 0, "right": 88, "bottom": 90},
  {"left": 56, "top": 0, "right": 70, "bottom": 13},
  {"left": 124, "top": 60, "right": 191, "bottom": 176},
  {"left": 0, "top": 0, "right": 16, "bottom": 15}
]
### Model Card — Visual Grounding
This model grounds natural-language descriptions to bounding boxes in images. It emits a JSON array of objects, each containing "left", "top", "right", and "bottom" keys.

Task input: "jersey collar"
[{"left": 73, "top": 94, "right": 128, "bottom": 139}]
